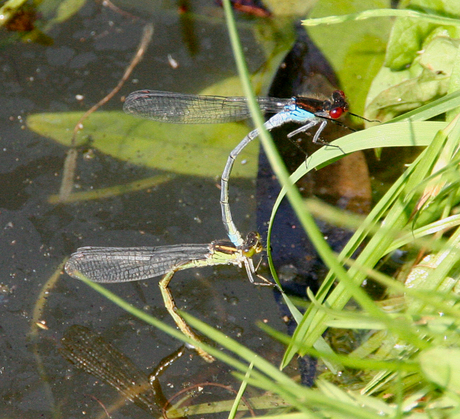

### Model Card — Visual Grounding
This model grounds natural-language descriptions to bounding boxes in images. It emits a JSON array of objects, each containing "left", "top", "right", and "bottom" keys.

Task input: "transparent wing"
[
  {"left": 65, "top": 244, "right": 211, "bottom": 283},
  {"left": 123, "top": 90, "right": 290, "bottom": 124}
]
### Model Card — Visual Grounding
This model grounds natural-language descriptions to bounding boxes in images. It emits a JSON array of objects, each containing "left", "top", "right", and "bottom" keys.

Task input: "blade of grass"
[
  {"left": 229, "top": 362, "right": 253, "bottom": 419},
  {"left": 301, "top": 8, "right": 460, "bottom": 27},
  {"left": 73, "top": 270, "right": 389, "bottom": 417},
  {"left": 282, "top": 120, "right": 456, "bottom": 367}
]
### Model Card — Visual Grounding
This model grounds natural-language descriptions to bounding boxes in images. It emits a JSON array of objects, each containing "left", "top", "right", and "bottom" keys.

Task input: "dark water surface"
[{"left": 0, "top": 2, "right": 287, "bottom": 417}]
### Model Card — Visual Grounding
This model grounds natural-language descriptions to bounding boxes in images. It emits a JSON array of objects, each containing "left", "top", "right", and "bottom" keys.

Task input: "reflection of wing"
[{"left": 60, "top": 325, "right": 165, "bottom": 414}]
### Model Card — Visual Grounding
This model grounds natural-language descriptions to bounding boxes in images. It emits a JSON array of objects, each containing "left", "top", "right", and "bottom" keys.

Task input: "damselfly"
[
  {"left": 65, "top": 231, "right": 265, "bottom": 362},
  {"left": 123, "top": 90, "right": 353, "bottom": 247}
]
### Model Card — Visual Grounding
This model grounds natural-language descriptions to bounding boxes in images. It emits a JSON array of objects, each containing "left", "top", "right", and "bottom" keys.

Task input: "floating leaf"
[
  {"left": 54, "top": 0, "right": 87, "bottom": 24},
  {"left": 27, "top": 111, "right": 258, "bottom": 178},
  {"left": 38, "top": 0, "right": 88, "bottom": 31}
]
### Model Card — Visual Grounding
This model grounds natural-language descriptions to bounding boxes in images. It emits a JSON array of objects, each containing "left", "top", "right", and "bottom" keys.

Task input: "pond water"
[{"left": 0, "top": 1, "right": 291, "bottom": 417}]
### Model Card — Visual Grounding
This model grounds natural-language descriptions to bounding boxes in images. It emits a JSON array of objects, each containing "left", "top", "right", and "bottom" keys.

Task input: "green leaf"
[
  {"left": 26, "top": 111, "right": 258, "bottom": 178},
  {"left": 366, "top": 36, "right": 460, "bottom": 121},
  {"left": 386, "top": 0, "right": 460, "bottom": 70},
  {"left": 420, "top": 347, "right": 460, "bottom": 392},
  {"left": 264, "top": 0, "right": 315, "bottom": 17},
  {"left": 385, "top": 18, "right": 434, "bottom": 70},
  {"left": 54, "top": 0, "right": 87, "bottom": 23},
  {"left": 39, "top": 0, "right": 87, "bottom": 27},
  {"left": 307, "top": 0, "right": 392, "bottom": 114},
  {"left": 365, "top": 1, "right": 460, "bottom": 121}
]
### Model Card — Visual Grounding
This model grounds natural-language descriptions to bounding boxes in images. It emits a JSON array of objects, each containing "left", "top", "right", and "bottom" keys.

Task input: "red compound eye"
[{"left": 329, "top": 107, "right": 344, "bottom": 119}]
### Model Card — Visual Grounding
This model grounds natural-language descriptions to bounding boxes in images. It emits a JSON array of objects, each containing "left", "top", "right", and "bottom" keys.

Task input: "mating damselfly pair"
[{"left": 65, "top": 88, "right": 357, "bottom": 361}]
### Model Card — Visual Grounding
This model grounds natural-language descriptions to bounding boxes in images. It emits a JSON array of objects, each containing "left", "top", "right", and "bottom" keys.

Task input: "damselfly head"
[
  {"left": 322, "top": 90, "right": 349, "bottom": 120},
  {"left": 331, "top": 90, "right": 349, "bottom": 118},
  {"left": 325, "top": 90, "right": 380, "bottom": 124},
  {"left": 242, "top": 231, "right": 263, "bottom": 256}
]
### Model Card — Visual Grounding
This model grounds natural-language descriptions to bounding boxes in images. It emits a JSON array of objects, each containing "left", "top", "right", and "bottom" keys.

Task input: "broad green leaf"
[
  {"left": 420, "top": 347, "right": 460, "bottom": 393},
  {"left": 54, "top": 0, "right": 87, "bottom": 23},
  {"left": 386, "top": 0, "right": 460, "bottom": 70},
  {"left": 26, "top": 111, "right": 258, "bottom": 178},
  {"left": 366, "top": 1, "right": 460, "bottom": 121},
  {"left": 385, "top": 18, "right": 435, "bottom": 71},
  {"left": 265, "top": 0, "right": 316, "bottom": 17},
  {"left": 307, "top": 0, "right": 392, "bottom": 115},
  {"left": 39, "top": 0, "right": 87, "bottom": 27},
  {"left": 366, "top": 35, "right": 460, "bottom": 121}
]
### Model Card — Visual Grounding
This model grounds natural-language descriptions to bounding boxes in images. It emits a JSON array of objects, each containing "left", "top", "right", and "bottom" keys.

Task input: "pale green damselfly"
[{"left": 65, "top": 231, "right": 267, "bottom": 362}]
